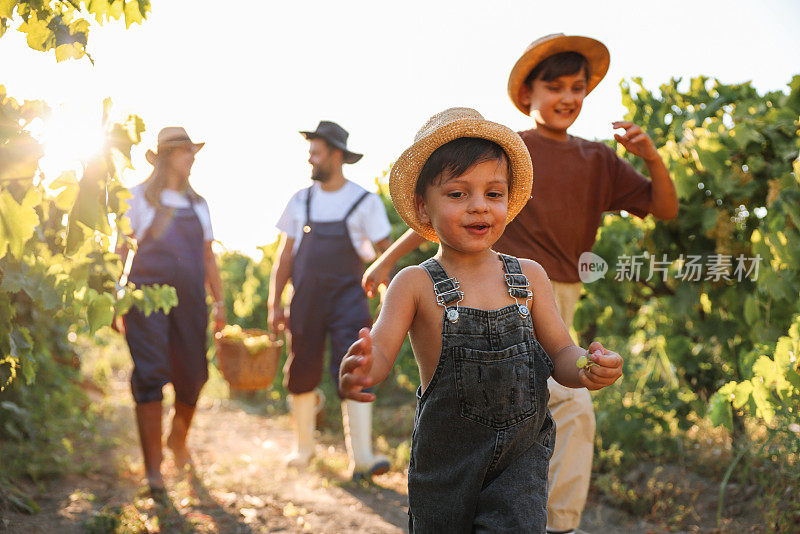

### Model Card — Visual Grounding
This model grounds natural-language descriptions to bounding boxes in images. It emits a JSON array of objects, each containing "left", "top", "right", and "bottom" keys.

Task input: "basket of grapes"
[{"left": 214, "top": 325, "right": 283, "bottom": 390}]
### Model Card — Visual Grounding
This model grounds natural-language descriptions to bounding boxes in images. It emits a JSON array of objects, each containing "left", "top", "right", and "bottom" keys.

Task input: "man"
[{"left": 269, "top": 120, "right": 392, "bottom": 480}]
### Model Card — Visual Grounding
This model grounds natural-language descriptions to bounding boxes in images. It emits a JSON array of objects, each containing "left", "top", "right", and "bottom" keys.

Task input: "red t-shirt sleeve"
[{"left": 606, "top": 148, "right": 652, "bottom": 219}]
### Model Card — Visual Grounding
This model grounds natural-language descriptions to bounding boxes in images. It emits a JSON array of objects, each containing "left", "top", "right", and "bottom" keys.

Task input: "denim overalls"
[
  {"left": 408, "top": 254, "right": 556, "bottom": 533},
  {"left": 284, "top": 186, "right": 373, "bottom": 395},
  {"left": 124, "top": 204, "right": 209, "bottom": 406}
]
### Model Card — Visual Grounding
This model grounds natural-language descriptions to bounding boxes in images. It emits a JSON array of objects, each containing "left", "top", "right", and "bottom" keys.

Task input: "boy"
[
  {"left": 363, "top": 34, "right": 678, "bottom": 533},
  {"left": 340, "top": 107, "right": 624, "bottom": 532}
]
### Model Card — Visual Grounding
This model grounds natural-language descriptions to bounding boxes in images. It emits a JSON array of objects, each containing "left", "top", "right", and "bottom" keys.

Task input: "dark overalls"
[
  {"left": 409, "top": 254, "right": 556, "bottom": 533},
  {"left": 285, "top": 186, "right": 373, "bottom": 395},
  {"left": 124, "top": 204, "right": 209, "bottom": 406}
]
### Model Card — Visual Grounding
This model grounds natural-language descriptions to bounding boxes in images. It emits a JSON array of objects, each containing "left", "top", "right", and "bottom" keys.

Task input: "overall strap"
[
  {"left": 344, "top": 191, "right": 370, "bottom": 220},
  {"left": 498, "top": 254, "right": 531, "bottom": 299},
  {"left": 138, "top": 204, "right": 175, "bottom": 247},
  {"left": 421, "top": 259, "right": 463, "bottom": 306},
  {"left": 499, "top": 253, "right": 533, "bottom": 317},
  {"left": 421, "top": 259, "right": 464, "bottom": 323},
  {"left": 304, "top": 186, "right": 313, "bottom": 226}
]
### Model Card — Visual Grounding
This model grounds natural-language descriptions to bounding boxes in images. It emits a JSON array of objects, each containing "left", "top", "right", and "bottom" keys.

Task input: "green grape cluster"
[
  {"left": 576, "top": 351, "right": 600, "bottom": 369},
  {"left": 218, "top": 325, "right": 283, "bottom": 355},
  {"left": 219, "top": 324, "right": 245, "bottom": 341},
  {"left": 243, "top": 334, "right": 283, "bottom": 355}
]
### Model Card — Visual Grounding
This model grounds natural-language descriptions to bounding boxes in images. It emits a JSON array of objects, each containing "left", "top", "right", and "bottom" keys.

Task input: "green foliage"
[
  {"left": 218, "top": 244, "right": 277, "bottom": 330},
  {"left": 0, "top": 348, "right": 96, "bottom": 482},
  {"left": 583, "top": 75, "right": 800, "bottom": 527},
  {"left": 0, "top": 0, "right": 160, "bottom": 515},
  {"left": 0, "top": 85, "right": 177, "bottom": 514},
  {"left": 0, "top": 88, "right": 175, "bottom": 391},
  {"left": 0, "top": 0, "right": 150, "bottom": 62},
  {"left": 708, "top": 315, "right": 800, "bottom": 430},
  {"left": 583, "top": 74, "right": 800, "bottom": 430}
]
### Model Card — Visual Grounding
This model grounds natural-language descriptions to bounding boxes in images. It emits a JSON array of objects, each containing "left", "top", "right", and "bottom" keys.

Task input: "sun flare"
[{"left": 38, "top": 104, "right": 105, "bottom": 181}]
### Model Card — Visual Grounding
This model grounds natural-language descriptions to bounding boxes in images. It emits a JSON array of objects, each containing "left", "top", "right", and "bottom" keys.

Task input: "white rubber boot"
[
  {"left": 342, "top": 399, "right": 390, "bottom": 480},
  {"left": 286, "top": 392, "right": 316, "bottom": 468}
]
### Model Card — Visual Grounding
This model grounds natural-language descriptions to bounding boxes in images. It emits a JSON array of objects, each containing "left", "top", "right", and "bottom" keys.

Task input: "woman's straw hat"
[
  {"left": 507, "top": 33, "right": 610, "bottom": 115},
  {"left": 389, "top": 107, "right": 533, "bottom": 243},
  {"left": 145, "top": 127, "right": 205, "bottom": 165}
]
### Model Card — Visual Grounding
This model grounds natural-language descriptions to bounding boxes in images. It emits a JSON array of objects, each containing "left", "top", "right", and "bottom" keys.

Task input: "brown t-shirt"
[{"left": 494, "top": 128, "right": 652, "bottom": 283}]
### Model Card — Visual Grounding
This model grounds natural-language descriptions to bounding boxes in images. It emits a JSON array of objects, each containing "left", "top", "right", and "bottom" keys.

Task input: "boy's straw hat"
[
  {"left": 145, "top": 127, "right": 204, "bottom": 165},
  {"left": 389, "top": 107, "right": 533, "bottom": 243},
  {"left": 507, "top": 33, "right": 610, "bottom": 115}
]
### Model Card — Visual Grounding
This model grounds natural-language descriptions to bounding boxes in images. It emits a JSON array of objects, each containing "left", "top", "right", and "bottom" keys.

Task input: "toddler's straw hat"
[
  {"left": 507, "top": 33, "right": 610, "bottom": 115},
  {"left": 389, "top": 107, "right": 533, "bottom": 243}
]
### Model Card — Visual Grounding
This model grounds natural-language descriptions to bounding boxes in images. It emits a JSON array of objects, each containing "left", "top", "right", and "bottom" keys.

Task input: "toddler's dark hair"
[
  {"left": 524, "top": 51, "right": 590, "bottom": 87},
  {"left": 415, "top": 137, "right": 510, "bottom": 196}
]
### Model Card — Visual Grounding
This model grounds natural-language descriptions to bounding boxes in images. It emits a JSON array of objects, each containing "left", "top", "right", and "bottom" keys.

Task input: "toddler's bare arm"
[
  {"left": 521, "top": 259, "right": 624, "bottom": 389},
  {"left": 339, "top": 267, "right": 420, "bottom": 399}
]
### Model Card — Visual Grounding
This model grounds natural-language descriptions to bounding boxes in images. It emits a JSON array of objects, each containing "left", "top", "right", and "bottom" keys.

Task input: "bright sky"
[{"left": 3, "top": 0, "right": 799, "bottom": 256}]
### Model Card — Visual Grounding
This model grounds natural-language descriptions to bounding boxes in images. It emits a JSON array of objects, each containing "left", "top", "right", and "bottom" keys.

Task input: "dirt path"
[
  {"left": 2, "top": 356, "right": 669, "bottom": 534},
  {"left": 3, "top": 369, "right": 410, "bottom": 533}
]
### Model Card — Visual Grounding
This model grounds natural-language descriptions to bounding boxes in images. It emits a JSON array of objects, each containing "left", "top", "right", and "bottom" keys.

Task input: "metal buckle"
[
  {"left": 504, "top": 273, "right": 532, "bottom": 318},
  {"left": 504, "top": 273, "right": 528, "bottom": 288},
  {"left": 433, "top": 277, "right": 463, "bottom": 323},
  {"left": 508, "top": 287, "right": 532, "bottom": 299},
  {"left": 433, "top": 277, "right": 460, "bottom": 296},
  {"left": 436, "top": 289, "right": 464, "bottom": 307}
]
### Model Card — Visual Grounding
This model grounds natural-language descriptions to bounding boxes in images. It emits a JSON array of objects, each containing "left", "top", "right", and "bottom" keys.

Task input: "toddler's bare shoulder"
[
  {"left": 388, "top": 265, "right": 432, "bottom": 296},
  {"left": 518, "top": 259, "right": 551, "bottom": 287}
]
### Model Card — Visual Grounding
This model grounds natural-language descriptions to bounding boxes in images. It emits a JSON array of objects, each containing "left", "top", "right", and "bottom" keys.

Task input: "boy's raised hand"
[
  {"left": 339, "top": 327, "right": 377, "bottom": 402},
  {"left": 578, "top": 341, "right": 623, "bottom": 391},
  {"left": 612, "top": 121, "right": 659, "bottom": 162}
]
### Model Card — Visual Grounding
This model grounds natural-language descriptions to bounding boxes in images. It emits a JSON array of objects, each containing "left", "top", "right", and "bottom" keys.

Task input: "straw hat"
[
  {"left": 145, "top": 127, "right": 204, "bottom": 165},
  {"left": 507, "top": 33, "right": 610, "bottom": 115},
  {"left": 389, "top": 107, "right": 533, "bottom": 243}
]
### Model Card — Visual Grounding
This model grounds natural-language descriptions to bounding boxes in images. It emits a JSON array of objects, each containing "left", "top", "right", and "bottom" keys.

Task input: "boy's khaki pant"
[{"left": 547, "top": 280, "right": 595, "bottom": 532}]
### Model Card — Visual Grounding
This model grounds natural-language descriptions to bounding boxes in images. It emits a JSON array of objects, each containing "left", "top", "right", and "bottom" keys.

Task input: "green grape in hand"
[{"left": 576, "top": 350, "right": 601, "bottom": 369}]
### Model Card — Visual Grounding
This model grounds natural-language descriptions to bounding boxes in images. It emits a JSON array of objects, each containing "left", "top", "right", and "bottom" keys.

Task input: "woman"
[{"left": 116, "top": 127, "right": 225, "bottom": 495}]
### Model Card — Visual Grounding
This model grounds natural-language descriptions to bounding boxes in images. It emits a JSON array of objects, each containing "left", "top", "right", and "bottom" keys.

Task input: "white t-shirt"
[
  {"left": 276, "top": 181, "right": 391, "bottom": 262},
  {"left": 127, "top": 183, "right": 214, "bottom": 241}
]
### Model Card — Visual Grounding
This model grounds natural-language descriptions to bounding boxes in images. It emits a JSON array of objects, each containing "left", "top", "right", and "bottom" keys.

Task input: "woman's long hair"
[{"left": 143, "top": 147, "right": 204, "bottom": 207}]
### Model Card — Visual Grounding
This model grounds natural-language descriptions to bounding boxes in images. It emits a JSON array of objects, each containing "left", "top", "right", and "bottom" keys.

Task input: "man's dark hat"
[{"left": 299, "top": 121, "right": 363, "bottom": 164}]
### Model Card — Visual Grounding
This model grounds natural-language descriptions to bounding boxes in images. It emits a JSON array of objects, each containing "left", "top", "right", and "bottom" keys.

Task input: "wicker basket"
[{"left": 214, "top": 328, "right": 282, "bottom": 391}]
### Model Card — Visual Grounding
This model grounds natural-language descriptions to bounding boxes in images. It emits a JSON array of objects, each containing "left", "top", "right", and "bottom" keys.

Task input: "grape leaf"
[
  {"left": 0, "top": 0, "right": 16, "bottom": 18},
  {"left": 0, "top": 189, "right": 39, "bottom": 258},
  {"left": 708, "top": 389, "right": 733, "bottom": 432},
  {"left": 751, "top": 381, "right": 775, "bottom": 425},
  {"left": 752, "top": 355, "right": 778, "bottom": 386},
  {"left": 87, "top": 292, "right": 114, "bottom": 334}
]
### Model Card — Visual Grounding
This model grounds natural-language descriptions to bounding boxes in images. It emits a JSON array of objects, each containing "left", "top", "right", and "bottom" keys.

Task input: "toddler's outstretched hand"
[
  {"left": 578, "top": 341, "right": 623, "bottom": 391},
  {"left": 339, "top": 327, "right": 376, "bottom": 402}
]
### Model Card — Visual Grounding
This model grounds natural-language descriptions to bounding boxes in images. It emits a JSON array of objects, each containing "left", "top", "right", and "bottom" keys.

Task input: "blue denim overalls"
[
  {"left": 408, "top": 254, "right": 556, "bottom": 533},
  {"left": 285, "top": 186, "right": 373, "bottom": 395},
  {"left": 124, "top": 203, "right": 209, "bottom": 406}
]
